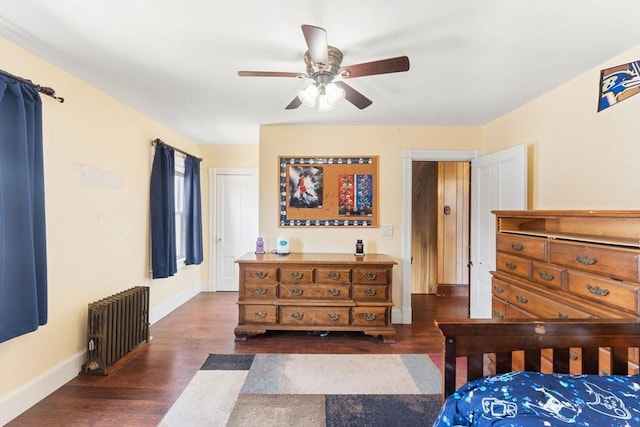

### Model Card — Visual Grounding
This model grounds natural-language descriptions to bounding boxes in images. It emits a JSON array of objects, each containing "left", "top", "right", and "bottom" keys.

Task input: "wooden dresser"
[
  {"left": 234, "top": 252, "right": 397, "bottom": 343},
  {"left": 491, "top": 210, "right": 640, "bottom": 374}
]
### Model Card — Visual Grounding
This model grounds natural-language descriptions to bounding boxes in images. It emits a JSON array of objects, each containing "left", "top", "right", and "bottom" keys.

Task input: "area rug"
[{"left": 159, "top": 353, "right": 443, "bottom": 426}]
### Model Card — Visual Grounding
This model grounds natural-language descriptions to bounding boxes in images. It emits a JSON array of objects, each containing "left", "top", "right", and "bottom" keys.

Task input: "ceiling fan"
[{"left": 237, "top": 25, "right": 410, "bottom": 111}]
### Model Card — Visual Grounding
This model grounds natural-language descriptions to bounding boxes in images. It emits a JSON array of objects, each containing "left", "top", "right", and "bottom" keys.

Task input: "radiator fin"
[{"left": 83, "top": 286, "right": 149, "bottom": 374}]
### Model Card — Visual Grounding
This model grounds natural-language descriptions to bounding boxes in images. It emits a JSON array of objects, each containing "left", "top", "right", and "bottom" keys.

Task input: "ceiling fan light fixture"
[
  {"left": 316, "top": 93, "right": 335, "bottom": 111},
  {"left": 298, "top": 84, "right": 318, "bottom": 108},
  {"left": 325, "top": 82, "right": 345, "bottom": 106}
]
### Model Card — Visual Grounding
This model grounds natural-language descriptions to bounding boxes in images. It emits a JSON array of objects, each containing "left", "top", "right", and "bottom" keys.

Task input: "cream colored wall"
[
  {"left": 483, "top": 45, "right": 640, "bottom": 209},
  {"left": 0, "top": 38, "right": 204, "bottom": 397},
  {"left": 259, "top": 125, "right": 482, "bottom": 303}
]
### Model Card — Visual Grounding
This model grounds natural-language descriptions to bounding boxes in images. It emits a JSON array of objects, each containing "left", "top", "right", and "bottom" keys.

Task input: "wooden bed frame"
[{"left": 435, "top": 318, "right": 640, "bottom": 401}]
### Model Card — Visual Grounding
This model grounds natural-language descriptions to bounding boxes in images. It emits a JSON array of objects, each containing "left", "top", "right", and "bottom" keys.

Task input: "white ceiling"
[{"left": 1, "top": 1, "right": 639, "bottom": 145}]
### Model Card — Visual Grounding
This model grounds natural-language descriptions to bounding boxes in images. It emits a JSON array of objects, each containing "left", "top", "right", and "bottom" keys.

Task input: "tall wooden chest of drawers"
[
  {"left": 234, "top": 253, "right": 397, "bottom": 343},
  {"left": 492, "top": 210, "right": 640, "bottom": 374}
]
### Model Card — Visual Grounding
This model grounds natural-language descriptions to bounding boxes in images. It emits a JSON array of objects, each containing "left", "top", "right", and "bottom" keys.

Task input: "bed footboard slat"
[
  {"left": 467, "top": 354, "right": 483, "bottom": 381},
  {"left": 495, "top": 352, "right": 512, "bottom": 373},
  {"left": 523, "top": 349, "right": 541, "bottom": 371},
  {"left": 553, "top": 347, "right": 570, "bottom": 373},
  {"left": 582, "top": 347, "right": 599, "bottom": 373},
  {"left": 611, "top": 347, "right": 629, "bottom": 375}
]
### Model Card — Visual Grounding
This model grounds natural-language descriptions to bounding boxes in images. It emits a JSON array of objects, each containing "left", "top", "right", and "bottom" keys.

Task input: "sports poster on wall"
[
  {"left": 598, "top": 59, "right": 640, "bottom": 112},
  {"left": 279, "top": 156, "right": 378, "bottom": 227}
]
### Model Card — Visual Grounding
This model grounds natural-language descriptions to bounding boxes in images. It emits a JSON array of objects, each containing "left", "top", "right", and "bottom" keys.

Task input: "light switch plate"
[{"left": 381, "top": 224, "right": 393, "bottom": 236}]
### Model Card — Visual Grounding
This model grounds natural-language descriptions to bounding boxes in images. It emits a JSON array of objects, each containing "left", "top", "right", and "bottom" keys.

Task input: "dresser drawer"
[
  {"left": 492, "top": 296, "right": 508, "bottom": 319},
  {"left": 566, "top": 270, "right": 640, "bottom": 314},
  {"left": 492, "top": 278, "right": 509, "bottom": 300},
  {"left": 496, "top": 253, "right": 530, "bottom": 279},
  {"left": 316, "top": 267, "right": 351, "bottom": 284},
  {"left": 279, "top": 267, "right": 315, "bottom": 284},
  {"left": 352, "top": 307, "right": 388, "bottom": 327},
  {"left": 508, "top": 304, "right": 537, "bottom": 319},
  {"left": 240, "top": 304, "right": 277, "bottom": 324},
  {"left": 549, "top": 241, "right": 640, "bottom": 282},
  {"left": 531, "top": 261, "right": 564, "bottom": 289},
  {"left": 496, "top": 234, "right": 547, "bottom": 260},
  {"left": 279, "top": 306, "right": 350, "bottom": 326},
  {"left": 508, "top": 285, "right": 593, "bottom": 319},
  {"left": 352, "top": 284, "right": 389, "bottom": 301},
  {"left": 243, "top": 266, "right": 278, "bottom": 284},
  {"left": 243, "top": 283, "right": 278, "bottom": 298},
  {"left": 279, "top": 283, "right": 350, "bottom": 299},
  {"left": 353, "top": 268, "right": 390, "bottom": 284}
]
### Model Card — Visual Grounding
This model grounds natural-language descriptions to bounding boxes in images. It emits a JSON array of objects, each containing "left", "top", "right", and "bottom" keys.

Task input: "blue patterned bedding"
[{"left": 433, "top": 371, "right": 640, "bottom": 426}]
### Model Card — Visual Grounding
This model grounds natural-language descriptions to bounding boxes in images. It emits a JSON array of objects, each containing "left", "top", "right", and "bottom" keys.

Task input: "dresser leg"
[
  {"left": 363, "top": 328, "right": 396, "bottom": 343},
  {"left": 234, "top": 326, "right": 268, "bottom": 342}
]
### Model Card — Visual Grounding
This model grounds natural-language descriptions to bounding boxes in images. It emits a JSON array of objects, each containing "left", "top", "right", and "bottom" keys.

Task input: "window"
[{"left": 174, "top": 155, "right": 185, "bottom": 263}]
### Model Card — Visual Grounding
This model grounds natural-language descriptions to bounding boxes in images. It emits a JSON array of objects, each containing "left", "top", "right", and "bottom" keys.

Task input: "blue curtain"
[
  {"left": 184, "top": 155, "right": 203, "bottom": 265},
  {"left": 0, "top": 75, "right": 48, "bottom": 343},
  {"left": 150, "top": 143, "right": 177, "bottom": 279}
]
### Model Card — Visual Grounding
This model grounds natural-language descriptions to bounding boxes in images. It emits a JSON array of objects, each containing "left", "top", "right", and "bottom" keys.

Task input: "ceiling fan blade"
[
  {"left": 334, "top": 81, "right": 372, "bottom": 109},
  {"left": 301, "top": 24, "right": 329, "bottom": 65},
  {"left": 238, "top": 71, "right": 302, "bottom": 78},
  {"left": 285, "top": 96, "right": 302, "bottom": 110},
  {"left": 339, "top": 56, "right": 410, "bottom": 78}
]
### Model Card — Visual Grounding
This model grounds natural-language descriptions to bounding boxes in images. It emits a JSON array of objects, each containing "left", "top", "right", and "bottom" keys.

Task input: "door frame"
[
  {"left": 400, "top": 149, "right": 481, "bottom": 324},
  {"left": 208, "top": 167, "right": 258, "bottom": 292}
]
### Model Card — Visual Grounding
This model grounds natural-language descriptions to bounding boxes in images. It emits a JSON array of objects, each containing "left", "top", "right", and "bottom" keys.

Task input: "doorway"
[
  {"left": 399, "top": 146, "right": 527, "bottom": 324},
  {"left": 411, "top": 161, "right": 470, "bottom": 295}
]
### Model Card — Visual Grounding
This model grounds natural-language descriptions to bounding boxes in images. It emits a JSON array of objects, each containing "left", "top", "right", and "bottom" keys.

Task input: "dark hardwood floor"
[{"left": 8, "top": 291, "right": 469, "bottom": 426}]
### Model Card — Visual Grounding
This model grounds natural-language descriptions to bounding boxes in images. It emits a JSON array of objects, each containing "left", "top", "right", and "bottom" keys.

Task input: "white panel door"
[
  {"left": 214, "top": 170, "right": 258, "bottom": 291},
  {"left": 470, "top": 145, "right": 527, "bottom": 318}
]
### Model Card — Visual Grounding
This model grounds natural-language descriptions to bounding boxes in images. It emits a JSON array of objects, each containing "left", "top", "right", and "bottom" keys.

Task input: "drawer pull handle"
[
  {"left": 254, "top": 311, "right": 267, "bottom": 319},
  {"left": 363, "top": 288, "right": 377, "bottom": 297},
  {"left": 511, "top": 243, "right": 524, "bottom": 251},
  {"left": 328, "top": 272, "right": 341, "bottom": 280},
  {"left": 253, "top": 287, "right": 268, "bottom": 295},
  {"left": 327, "top": 313, "right": 341, "bottom": 321},
  {"left": 290, "top": 271, "right": 303, "bottom": 280},
  {"left": 364, "top": 272, "right": 378, "bottom": 280},
  {"left": 362, "top": 313, "right": 377, "bottom": 321},
  {"left": 327, "top": 288, "right": 340, "bottom": 296},
  {"left": 515, "top": 295, "right": 528, "bottom": 304},
  {"left": 493, "top": 310, "right": 504, "bottom": 319},
  {"left": 254, "top": 271, "right": 268, "bottom": 279},
  {"left": 557, "top": 312, "right": 569, "bottom": 319},
  {"left": 586, "top": 284, "right": 610, "bottom": 297},
  {"left": 570, "top": 352, "right": 579, "bottom": 361},
  {"left": 291, "top": 312, "right": 304, "bottom": 320},
  {"left": 291, "top": 288, "right": 303, "bottom": 296},
  {"left": 576, "top": 255, "right": 597, "bottom": 265},
  {"left": 538, "top": 271, "right": 555, "bottom": 281},
  {"left": 505, "top": 262, "right": 517, "bottom": 270},
  {"left": 493, "top": 285, "right": 504, "bottom": 294}
]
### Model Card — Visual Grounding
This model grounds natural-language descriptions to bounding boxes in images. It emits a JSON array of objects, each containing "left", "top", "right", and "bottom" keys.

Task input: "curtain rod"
[
  {"left": 0, "top": 68, "right": 64, "bottom": 103},
  {"left": 151, "top": 138, "right": 202, "bottom": 161}
]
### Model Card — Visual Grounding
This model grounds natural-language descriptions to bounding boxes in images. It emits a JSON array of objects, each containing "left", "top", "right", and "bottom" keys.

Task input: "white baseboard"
[
  {"left": 0, "top": 283, "right": 203, "bottom": 425},
  {"left": 0, "top": 349, "right": 86, "bottom": 426},
  {"left": 391, "top": 307, "right": 412, "bottom": 325},
  {"left": 149, "top": 282, "right": 202, "bottom": 325}
]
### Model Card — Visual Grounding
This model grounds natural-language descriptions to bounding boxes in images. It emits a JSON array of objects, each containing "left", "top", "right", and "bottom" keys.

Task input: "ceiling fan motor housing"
[{"left": 304, "top": 46, "right": 343, "bottom": 83}]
